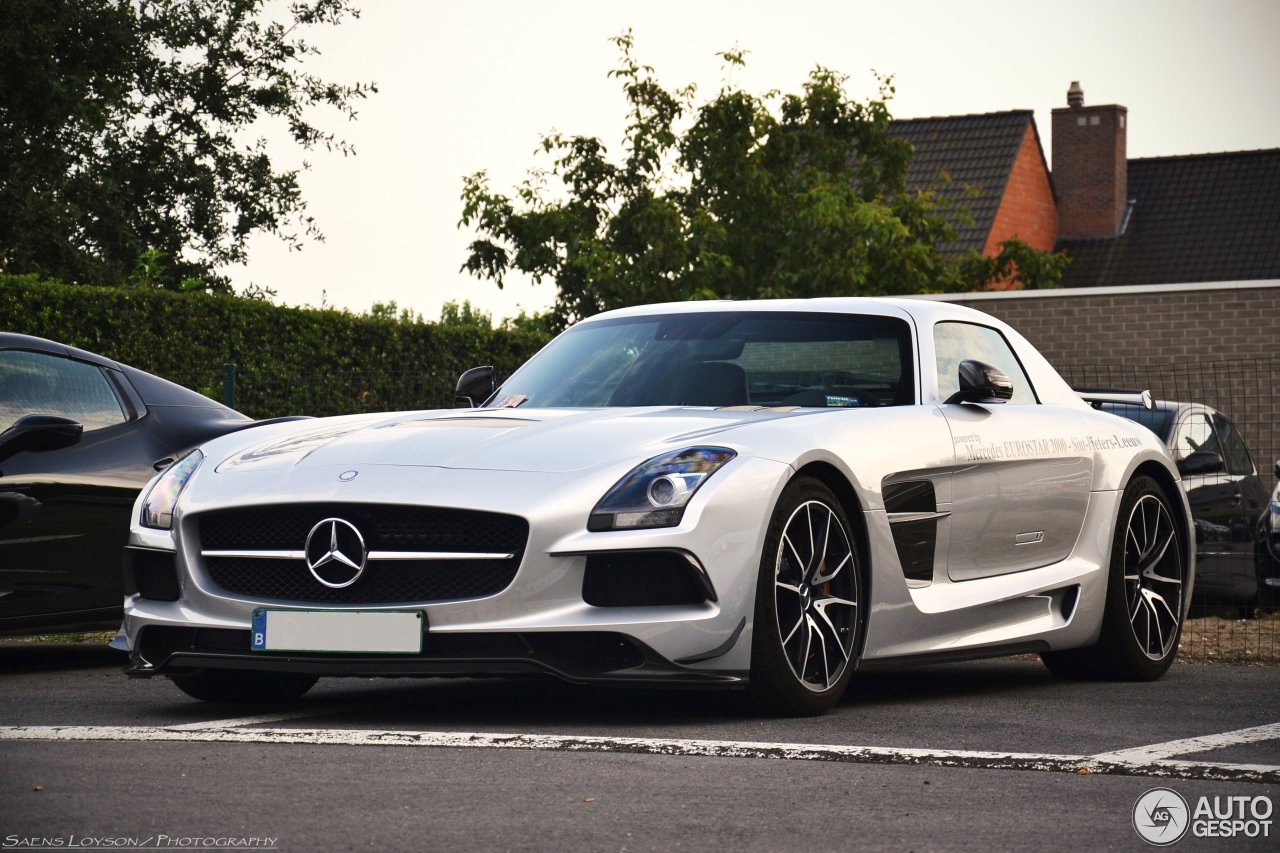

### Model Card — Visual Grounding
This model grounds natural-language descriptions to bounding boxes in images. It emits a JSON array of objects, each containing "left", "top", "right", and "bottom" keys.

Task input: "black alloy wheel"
[
  {"left": 749, "top": 477, "right": 861, "bottom": 715},
  {"left": 1123, "top": 493, "right": 1184, "bottom": 659},
  {"left": 1042, "top": 475, "right": 1185, "bottom": 681}
]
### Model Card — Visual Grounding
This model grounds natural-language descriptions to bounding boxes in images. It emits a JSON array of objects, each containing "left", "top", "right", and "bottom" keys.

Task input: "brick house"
[{"left": 892, "top": 83, "right": 1280, "bottom": 289}]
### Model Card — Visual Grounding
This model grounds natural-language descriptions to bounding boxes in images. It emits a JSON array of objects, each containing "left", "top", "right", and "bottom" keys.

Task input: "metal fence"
[
  {"left": 1061, "top": 358, "right": 1280, "bottom": 664},
  {"left": 163, "top": 358, "right": 1280, "bottom": 665}
]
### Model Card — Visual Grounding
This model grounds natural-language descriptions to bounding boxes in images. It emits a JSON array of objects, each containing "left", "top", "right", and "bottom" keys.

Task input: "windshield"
[
  {"left": 488, "top": 311, "right": 915, "bottom": 409},
  {"left": 1100, "top": 402, "right": 1173, "bottom": 440}
]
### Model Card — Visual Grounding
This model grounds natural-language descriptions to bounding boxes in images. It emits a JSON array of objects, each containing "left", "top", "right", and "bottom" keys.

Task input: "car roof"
[
  {"left": 0, "top": 331, "right": 121, "bottom": 370},
  {"left": 582, "top": 296, "right": 1001, "bottom": 327}
]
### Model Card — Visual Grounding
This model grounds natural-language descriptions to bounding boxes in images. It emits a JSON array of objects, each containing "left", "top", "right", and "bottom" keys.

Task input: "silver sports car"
[{"left": 121, "top": 299, "right": 1193, "bottom": 715}]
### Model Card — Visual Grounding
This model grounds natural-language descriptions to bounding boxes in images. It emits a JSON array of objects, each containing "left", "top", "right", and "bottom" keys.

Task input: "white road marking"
[
  {"left": 164, "top": 707, "right": 356, "bottom": 730},
  {"left": 1092, "top": 721, "right": 1280, "bottom": 763},
  {"left": 1, "top": 725, "right": 1277, "bottom": 784}
]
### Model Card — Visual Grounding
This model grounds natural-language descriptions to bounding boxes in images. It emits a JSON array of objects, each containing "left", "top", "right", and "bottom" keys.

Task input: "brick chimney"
[{"left": 1051, "top": 82, "right": 1128, "bottom": 237}]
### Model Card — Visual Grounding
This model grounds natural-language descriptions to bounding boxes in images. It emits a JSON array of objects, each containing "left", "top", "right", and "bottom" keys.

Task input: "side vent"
[{"left": 884, "top": 480, "right": 949, "bottom": 585}]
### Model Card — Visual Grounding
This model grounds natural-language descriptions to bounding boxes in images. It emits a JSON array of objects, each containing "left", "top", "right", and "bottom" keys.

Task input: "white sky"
[{"left": 222, "top": 0, "right": 1280, "bottom": 322}]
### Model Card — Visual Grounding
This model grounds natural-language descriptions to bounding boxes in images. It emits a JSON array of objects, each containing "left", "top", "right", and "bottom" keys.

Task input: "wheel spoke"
[
  {"left": 1146, "top": 593, "right": 1165, "bottom": 653},
  {"left": 776, "top": 582, "right": 803, "bottom": 595},
  {"left": 1148, "top": 588, "right": 1179, "bottom": 626},
  {"left": 1138, "top": 527, "right": 1175, "bottom": 576},
  {"left": 816, "top": 508, "right": 832, "bottom": 582},
  {"left": 815, "top": 604, "right": 849, "bottom": 663},
  {"left": 809, "top": 615, "right": 829, "bottom": 688},
  {"left": 783, "top": 535, "right": 805, "bottom": 578},
  {"left": 1152, "top": 594, "right": 1162, "bottom": 648},
  {"left": 782, "top": 614, "right": 803, "bottom": 645},
  {"left": 817, "top": 552, "right": 850, "bottom": 584},
  {"left": 805, "top": 505, "right": 816, "bottom": 579},
  {"left": 796, "top": 614, "right": 812, "bottom": 678}
]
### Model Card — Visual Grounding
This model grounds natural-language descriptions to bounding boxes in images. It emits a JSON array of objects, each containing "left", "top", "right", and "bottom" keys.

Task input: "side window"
[
  {"left": 934, "top": 321, "right": 1037, "bottom": 405},
  {"left": 0, "top": 350, "right": 126, "bottom": 432},
  {"left": 1214, "top": 415, "right": 1255, "bottom": 476},
  {"left": 1169, "top": 413, "right": 1221, "bottom": 462}
]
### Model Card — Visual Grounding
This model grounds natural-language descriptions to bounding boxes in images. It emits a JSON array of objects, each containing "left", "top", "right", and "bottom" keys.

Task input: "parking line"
[
  {"left": 1, "top": 725, "right": 1277, "bottom": 784},
  {"left": 164, "top": 707, "right": 360, "bottom": 730},
  {"left": 1091, "top": 721, "right": 1280, "bottom": 763}
]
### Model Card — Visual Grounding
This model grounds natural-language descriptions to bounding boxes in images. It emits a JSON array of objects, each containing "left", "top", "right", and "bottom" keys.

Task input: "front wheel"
[
  {"left": 747, "top": 477, "right": 863, "bottom": 716},
  {"left": 1042, "top": 475, "right": 1186, "bottom": 681}
]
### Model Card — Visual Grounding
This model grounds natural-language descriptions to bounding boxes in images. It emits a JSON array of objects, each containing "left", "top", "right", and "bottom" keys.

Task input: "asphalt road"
[{"left": 2, "top": 642, "right": 1279, "bottom": 852}]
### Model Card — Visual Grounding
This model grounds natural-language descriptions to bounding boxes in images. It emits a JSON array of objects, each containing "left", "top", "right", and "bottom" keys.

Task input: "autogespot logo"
[
  {"left": 1133, "top": 788, "right": 1190, "bottom": 846},
  {"left": 1132, "top": 789, "right": 1275, "bottom": 844}
]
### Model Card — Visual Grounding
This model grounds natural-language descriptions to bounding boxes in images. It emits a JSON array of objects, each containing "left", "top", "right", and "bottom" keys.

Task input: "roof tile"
[
  {"left": 1056, "top": 148, "right": 1280, "bottom": 287},
  {"left": 890, "top": 110, "right": 1035, "bottom": 258}
]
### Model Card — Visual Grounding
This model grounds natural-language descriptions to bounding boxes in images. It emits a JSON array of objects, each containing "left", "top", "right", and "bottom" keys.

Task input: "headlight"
[
  {"left": 140, "top": 450, "right": 203, "bottom": 529},
  {"left": 587, "top": 447, "right": 736, "bottom": 531}
]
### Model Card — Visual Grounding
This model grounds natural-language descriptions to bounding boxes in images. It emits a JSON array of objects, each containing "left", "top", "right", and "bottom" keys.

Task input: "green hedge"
[{"left": 0, "top": 275, "right": 551, "bottom": 417}]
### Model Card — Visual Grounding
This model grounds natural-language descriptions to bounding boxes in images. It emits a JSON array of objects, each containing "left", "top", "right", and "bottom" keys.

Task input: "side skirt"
[{"left": 854, "top": 640, "right": 1050, "bottom": 671}]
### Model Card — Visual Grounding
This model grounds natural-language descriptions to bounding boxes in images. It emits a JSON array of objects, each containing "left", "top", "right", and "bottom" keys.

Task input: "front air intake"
[{"left": 582, "top": 551, "right": 714, "bottom": 607}]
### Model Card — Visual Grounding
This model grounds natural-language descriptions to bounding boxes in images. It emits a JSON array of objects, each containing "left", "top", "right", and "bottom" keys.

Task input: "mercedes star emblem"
[{"left": 304, "top": 518, "right": 367, "bottom": 588}]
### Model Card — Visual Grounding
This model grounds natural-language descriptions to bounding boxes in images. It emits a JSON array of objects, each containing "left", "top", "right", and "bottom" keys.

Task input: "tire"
[
  {"left": 1042, "top": 475, "right": 1186, "bottom": 681},
  {"left": 171, "top": 669, "right": 318, "bottom": 703},
  {"left": 747, "top": 477, "right": 863, "bottom": 716}
]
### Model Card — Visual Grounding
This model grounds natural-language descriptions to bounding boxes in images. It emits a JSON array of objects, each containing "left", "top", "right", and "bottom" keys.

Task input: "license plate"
[{"left": 251, "top": 609, "right": 423, "bottom": 654}]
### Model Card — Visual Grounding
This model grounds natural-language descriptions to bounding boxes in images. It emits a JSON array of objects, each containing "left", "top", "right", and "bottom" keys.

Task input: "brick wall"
[
  {"left": 927, "top": 282, "right": 1280, "bottom": 472},
  {"left": 982, "top": 124, "right": 1058, "bottom": 256},
  {"left": 1051, "top": 103, "right": 1128, "bottom": 238},
  {"left": 951, "top": 284, "right": 1280, "bottom": 367}
]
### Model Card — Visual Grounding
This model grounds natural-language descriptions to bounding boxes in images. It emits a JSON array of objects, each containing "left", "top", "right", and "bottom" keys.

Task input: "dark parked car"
[
  {"left": 0, "top": 332, "right": 291, "bottom": 636},
  {"left": 1097, "top": 398, "right": 1277, "bottom": 610}
]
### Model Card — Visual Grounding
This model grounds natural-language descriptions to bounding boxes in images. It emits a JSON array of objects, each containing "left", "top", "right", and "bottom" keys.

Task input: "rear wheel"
[
  {"left": 171, "top": 669, "right": 318, "bottom": 703},
  {"left": 1042, "top": 475, "right": 1185, "bottom": 681},
  {"left": 748, "top": 477, "right": 862, "bottom": 716}
]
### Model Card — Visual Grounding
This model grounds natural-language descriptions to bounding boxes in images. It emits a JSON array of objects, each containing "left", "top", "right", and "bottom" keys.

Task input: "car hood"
[{"left": 212, "top": 406, "right": 835, "bottom": 474}]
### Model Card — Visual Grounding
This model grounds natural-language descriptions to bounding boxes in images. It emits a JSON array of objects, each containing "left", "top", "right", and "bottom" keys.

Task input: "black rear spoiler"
[{"left": 1073, "top": 387, "right": 1156, "bottom": 411}]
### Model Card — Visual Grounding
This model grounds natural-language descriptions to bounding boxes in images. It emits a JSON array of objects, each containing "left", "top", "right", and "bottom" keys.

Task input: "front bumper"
[
  {"left": 123, "top": 457, "right": 791, "bottom": 684},
  {"left": 122, "top": 624, "right": 744, "bottom": 686}
]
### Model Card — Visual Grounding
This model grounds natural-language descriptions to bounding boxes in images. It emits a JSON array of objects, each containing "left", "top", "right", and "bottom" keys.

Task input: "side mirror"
[
  {"left": 455, "top": 365, "right": 496, "bottom": 408},
  {"left": 948, "top": 360, "right": 1013, "bottom": 405},
  {"left": 1273, "top": 459, "right": 1279, "bottom": 481},
  {"left": 0, "top": 415, "right": 84, "bottom": 465},
  {"left": 1177, "top": 451, "right": 1225, "bottom": 477}
]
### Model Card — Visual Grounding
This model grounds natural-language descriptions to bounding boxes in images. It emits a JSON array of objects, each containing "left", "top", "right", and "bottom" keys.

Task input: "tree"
[
  {"left": 0, "top": 0, "right": 375, "bottom": 291},
  {"left": 460, "top": 34, "right": 1068, "bottom": 331},
  {"left": 438, "top": 299, "right": 492, "bottom": 329}
]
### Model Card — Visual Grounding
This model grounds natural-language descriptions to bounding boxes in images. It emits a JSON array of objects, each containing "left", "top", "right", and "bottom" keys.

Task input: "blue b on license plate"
[{"left": 251, "top": 609, "right": 423, "bottom": 654}]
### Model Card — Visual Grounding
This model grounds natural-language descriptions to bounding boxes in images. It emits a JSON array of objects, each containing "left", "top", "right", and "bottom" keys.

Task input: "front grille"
[
  {"left": 198, "top": 503, "right": 528, "bottom": 553},
  {"left": 204, "top": 556, "right": 521, "bottom": 604},
  {"left": 196, "top": 504, "right": 528, "bottom": 605}
]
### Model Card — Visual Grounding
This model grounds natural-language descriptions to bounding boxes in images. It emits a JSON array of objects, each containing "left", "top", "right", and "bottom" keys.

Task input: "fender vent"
[{"left": 884, "top": 480, "right": 944, "bottom": 584}]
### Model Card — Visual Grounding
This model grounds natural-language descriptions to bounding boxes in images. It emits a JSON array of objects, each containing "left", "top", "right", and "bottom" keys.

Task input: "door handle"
[{"left": 1230, "top": 491, "right": 1243, "bottom": 507}]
